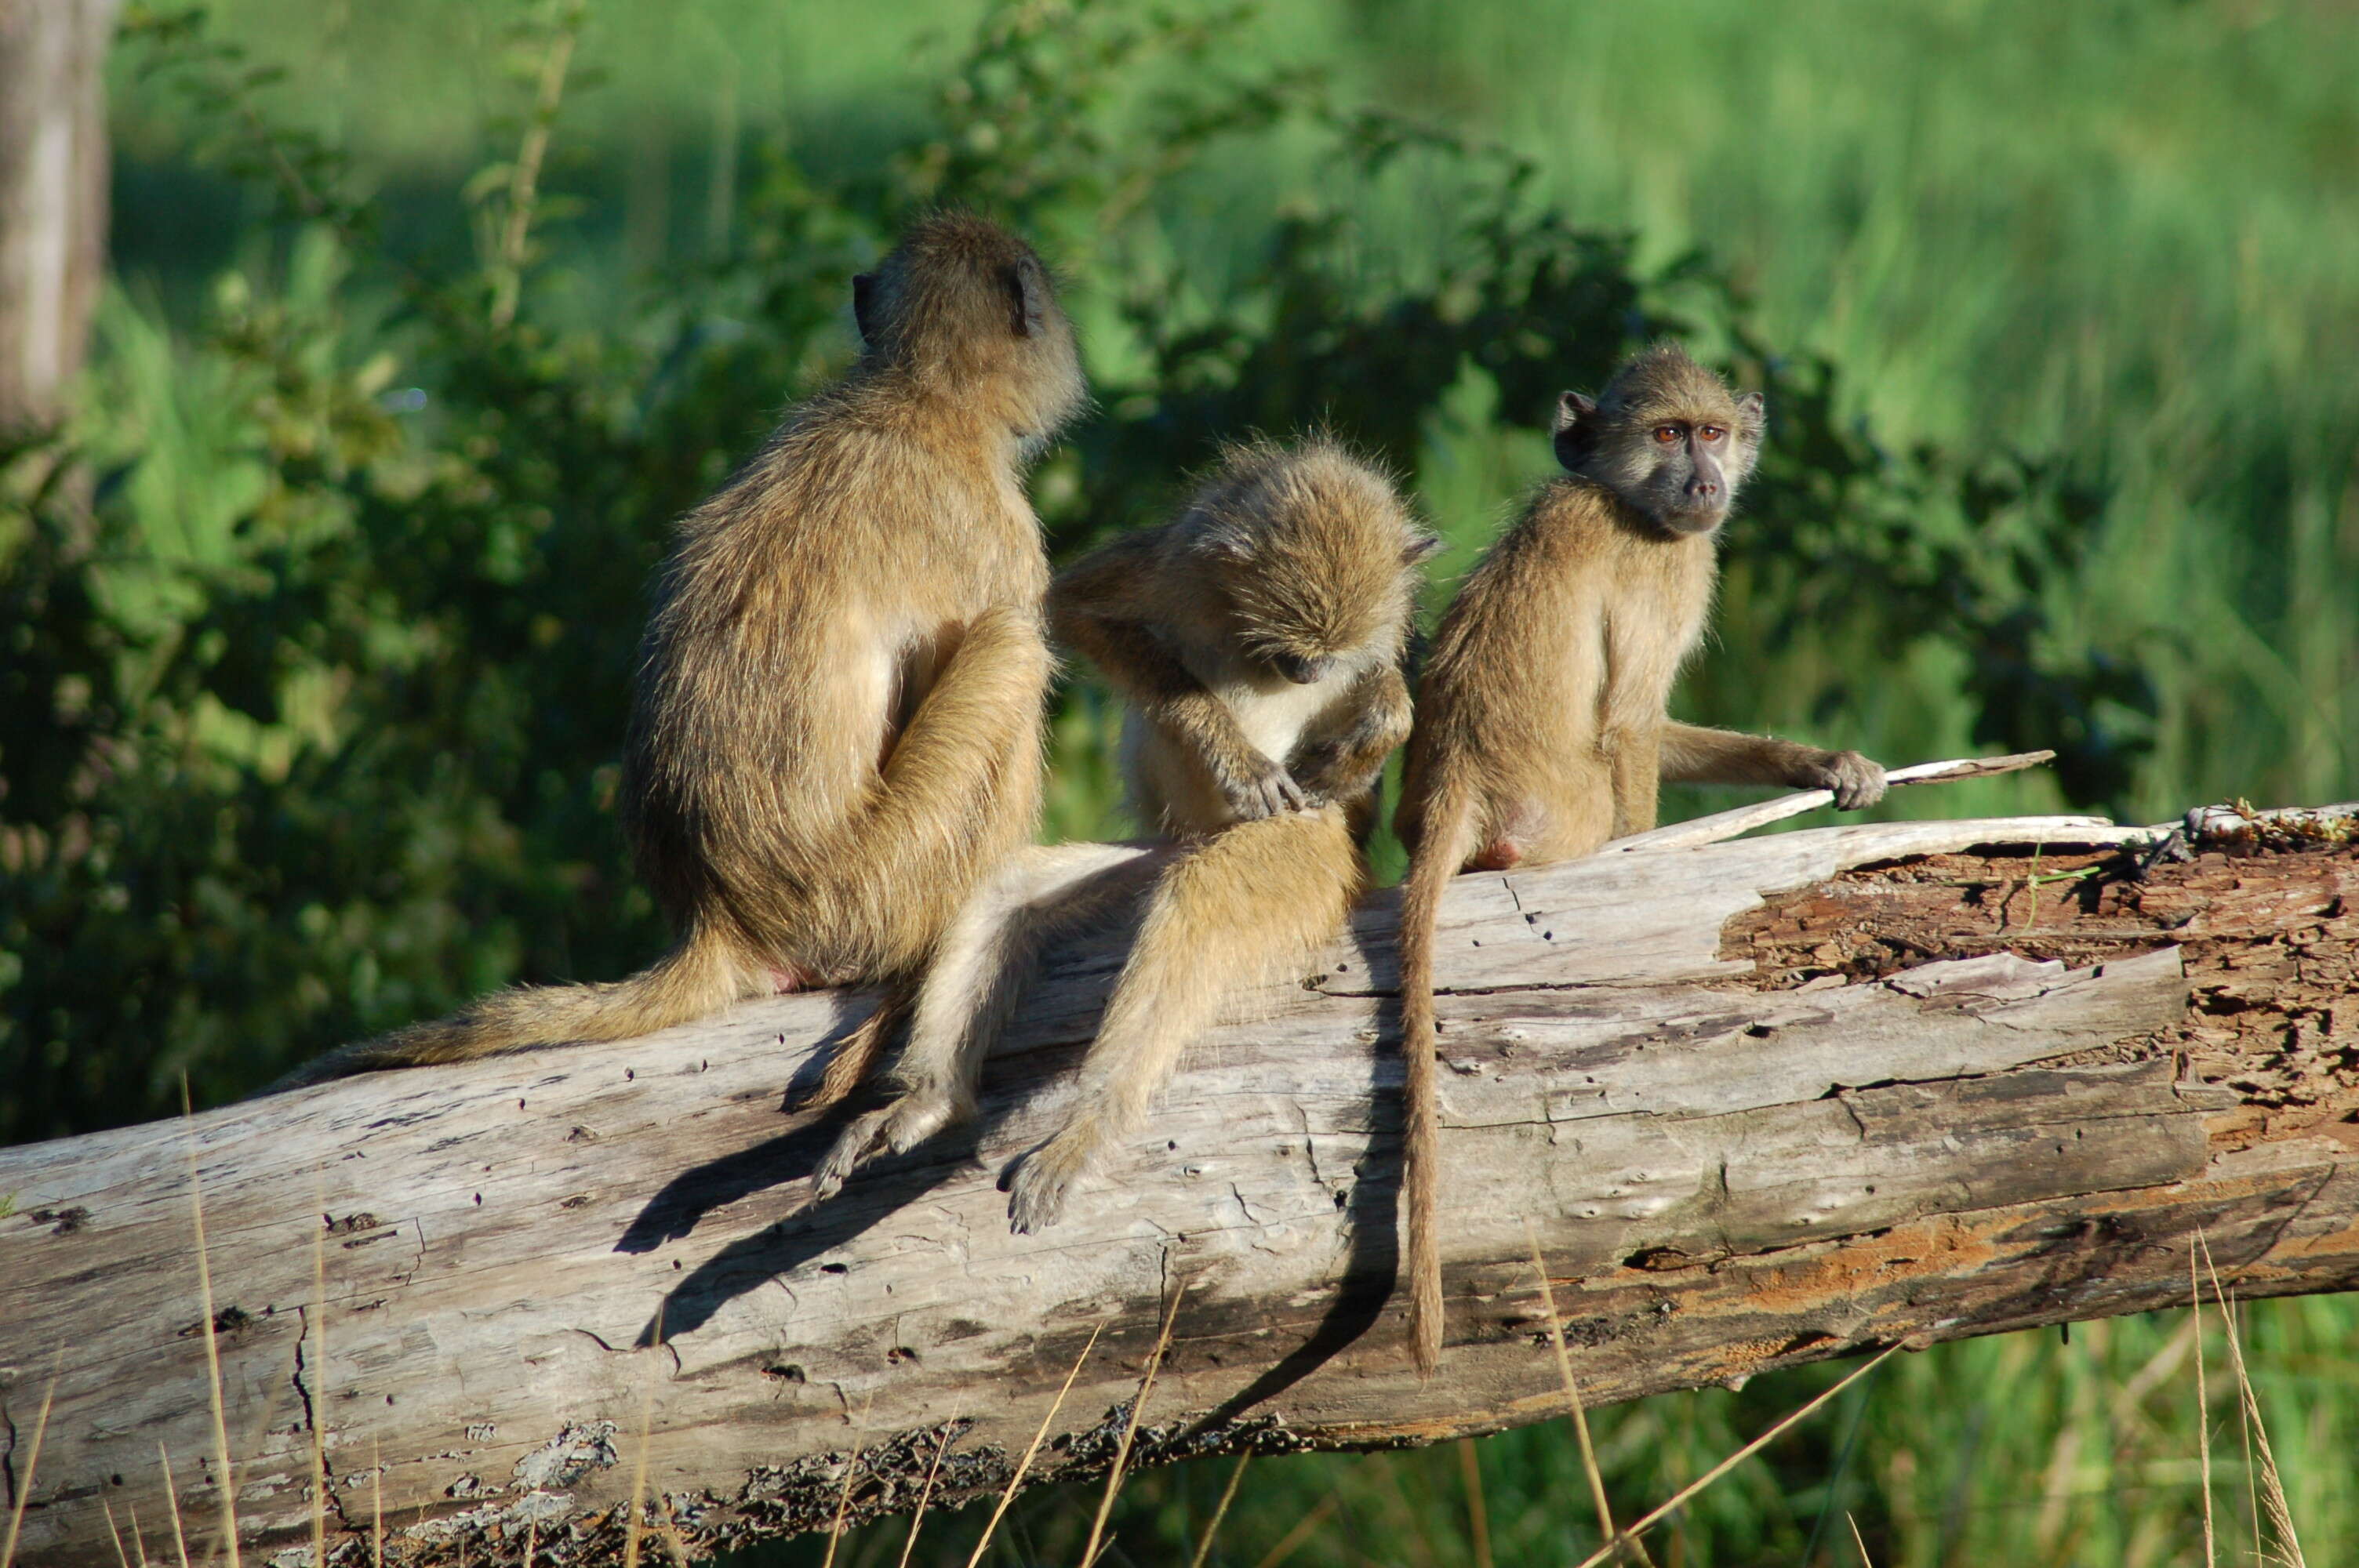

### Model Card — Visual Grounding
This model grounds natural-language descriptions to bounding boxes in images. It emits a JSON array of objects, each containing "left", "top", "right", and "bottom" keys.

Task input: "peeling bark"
[{"left": 1, "top": 808, "right": 2354, "bottom": 1566}]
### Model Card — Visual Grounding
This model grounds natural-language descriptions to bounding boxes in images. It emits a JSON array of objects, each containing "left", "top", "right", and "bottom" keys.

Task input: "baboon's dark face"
[{"left": 1554, "top": 347, "right": 1765, "bottom": 535}]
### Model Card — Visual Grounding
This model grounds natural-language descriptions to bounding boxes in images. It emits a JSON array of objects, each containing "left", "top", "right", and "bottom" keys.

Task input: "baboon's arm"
[
  {"left": 1050, "top": 542, "right": 1299, "bottom": 811},
  {"left": 1659, "top": 720, "right": 1886, "bottom": 810}
]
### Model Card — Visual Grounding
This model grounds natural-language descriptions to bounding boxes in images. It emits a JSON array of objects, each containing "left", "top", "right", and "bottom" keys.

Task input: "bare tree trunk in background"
[{"left": 0, "top": 0, "right": 120, "bottom": 434}]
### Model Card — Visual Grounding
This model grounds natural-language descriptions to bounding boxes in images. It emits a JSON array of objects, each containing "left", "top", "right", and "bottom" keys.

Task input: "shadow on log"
[{"left": 2, "top": 806, "right": 2354, "bottom": 1564}]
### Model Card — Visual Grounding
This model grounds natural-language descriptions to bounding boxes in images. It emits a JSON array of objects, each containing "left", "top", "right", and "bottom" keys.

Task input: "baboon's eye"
[
  {"left": 1698, "top": 425, "right": 1725, "bottom": 442},
  {"left": 1652, "top": 426, "right": 1681, "bottom": 445}
]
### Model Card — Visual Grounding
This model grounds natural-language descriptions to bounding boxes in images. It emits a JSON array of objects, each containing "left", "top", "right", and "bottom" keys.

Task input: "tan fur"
[
  {"left": 278, "top": 214, "right": 1085, "bottom": 1087},
  {"left": 1393, "top": 343, "right": 1885, "bottom": 1374},
  {"left": 816, "top": 437, "right": 1437, "bottom": 1230}
]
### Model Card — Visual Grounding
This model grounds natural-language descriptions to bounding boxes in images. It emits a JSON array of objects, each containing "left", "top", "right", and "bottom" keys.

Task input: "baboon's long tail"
[
  {"left": 1399, "top": 774, "right": 1482, "bottom": 1379},
  {"left": 271, "top": 931, "right": 745, "bottom": 1090}
]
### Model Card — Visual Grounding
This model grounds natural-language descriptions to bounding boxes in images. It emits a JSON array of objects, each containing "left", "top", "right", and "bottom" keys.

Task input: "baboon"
[
  {"left": 815, "top": 437, "right": 1438, "bottom": 1231},
  {"left": 1393, "top": 342, "right": 1886, "bottom": 1373},
  {"left": 278, "top": 213, "right": 1085, "bottom": 1087}
]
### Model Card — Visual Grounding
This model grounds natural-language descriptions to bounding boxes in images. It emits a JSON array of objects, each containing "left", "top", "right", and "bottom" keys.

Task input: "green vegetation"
[{"left": 5, "top": 0, "right": 2352, "bottom": 1561}]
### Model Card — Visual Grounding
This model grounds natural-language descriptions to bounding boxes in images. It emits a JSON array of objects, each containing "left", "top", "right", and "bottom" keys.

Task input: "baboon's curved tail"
[
  {"left": 1399, "top": 774, "right": 1481, "bottom": 1379},
  {"left": 271, "top": 932, "right": 745, "bottom": 1090}
]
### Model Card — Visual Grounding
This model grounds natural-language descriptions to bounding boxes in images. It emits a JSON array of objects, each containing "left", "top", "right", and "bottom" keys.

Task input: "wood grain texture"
[{"left": 3, "top": 812, "right": 2354, "bottom": 1566}]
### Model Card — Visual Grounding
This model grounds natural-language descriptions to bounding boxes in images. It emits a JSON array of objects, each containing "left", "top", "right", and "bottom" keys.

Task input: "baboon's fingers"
[
  {"left": 809, "top": 1106, "right": 897, "bottom": 1206},
  {"left": 1826, "top": 750, "right": 1888, "bottom": 811}
]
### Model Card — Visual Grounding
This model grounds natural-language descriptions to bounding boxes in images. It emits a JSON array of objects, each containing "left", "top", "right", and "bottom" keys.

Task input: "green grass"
[{"left": 79, "top": 1, "right": 2359, "bottom": 1563}]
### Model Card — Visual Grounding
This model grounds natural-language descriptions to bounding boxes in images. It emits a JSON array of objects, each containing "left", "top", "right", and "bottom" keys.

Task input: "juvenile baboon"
[
  {"left": 1393, "top": 342, "right": 1886, "bottom": 1373},
  {"left": 279, "top": 213, "right": 1085, "bottom": 1087},
  {"left": 815, "top": 437, "right": 1438, "bottom": 1231}
]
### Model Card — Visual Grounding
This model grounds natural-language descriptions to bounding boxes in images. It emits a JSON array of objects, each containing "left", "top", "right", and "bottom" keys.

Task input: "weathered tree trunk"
[
  {"left": 0, "top": 0, "right": 119, "bottom": 433},
  {"left": 2, "top": 807, "right": 2354, "bottom": 1566}
]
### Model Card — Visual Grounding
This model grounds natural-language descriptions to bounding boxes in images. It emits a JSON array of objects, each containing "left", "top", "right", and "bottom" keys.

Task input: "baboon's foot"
[
  {"left": 1001, "top": 1127, "right": 1099, "bottom": 1234},
  {"left": 808, "top": 1089, "right": 961, "bottom": 1205}
]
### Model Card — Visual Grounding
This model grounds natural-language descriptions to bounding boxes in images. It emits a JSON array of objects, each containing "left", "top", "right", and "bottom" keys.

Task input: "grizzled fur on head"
[
  {"left": 851, "top": 211, "right": 1087, "bottom": 449},
  {"left": 1554, "top": 341, "right": 1766, "bottom": 536},
  {"left": 1180, "top": 437, "right": 1440, "bottom": 681}
]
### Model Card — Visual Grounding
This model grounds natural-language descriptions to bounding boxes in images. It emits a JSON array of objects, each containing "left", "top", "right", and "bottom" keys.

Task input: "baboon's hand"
[
  {"left": 1808, "top": 750, "right": 1887, "bottom": 811},
  {"left": 1285, "top": 740, "right": 1378, "bottom": 809},
  {"left": 1219, "top": 750, "right": 1308, "bottom": 820}
]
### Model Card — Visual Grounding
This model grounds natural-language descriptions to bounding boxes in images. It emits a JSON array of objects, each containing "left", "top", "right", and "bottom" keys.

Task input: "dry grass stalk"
[
  {"left": 100, "top": 1496, "right": 133, "bottom": 1568},
  {"left": 818, "top": 1396, "right": 874, "bottom": 1568},
  {"left": 895, "top": 1421, "right": 954, "bottom": 1568},
  {"left": 157, "top": 1446, "right": 191, "bottom": 1568},
  {"left": 309, "top": 1194, "right": 331, "bottom": 1568},
  {"left": 522, "top": 1514, "right": 538, "bottom": 1568},
  {"left": 1081, "top": 1280, "right": 1187, "bottom": 1568},
  {"left": 961, "top": 1322, "right": 1105, "bottom": 1568},
  {"left": 2192, "top": 1241, "right": 2216, "bottom": 1568},
  {"left": 1524, "top": 1219, "right": 1652, "bottom": 1568},
  {"left": 125, "top": 1501, "right": 154, "bottom": 1568},
  {"left": 2198, "top": 1235, "right": 2306, "bottom": 1567},
  {"left": 0, "top": 1362, "right": 57, "bottom": 1568},
  {"left": 1184, "top": 1454, "right": 1252, "bottom": 1568},
  {"left": 371, "top": 1439, "right": 384, "bottom": 1568},
  {"left": 1847, "top": 1512, "right": 1873, "bottom": 1566},
  {"left": 181, "top": 1088, "right": 242, "bottom": 1568},
  {"left": 1248, "top": 1493, "right": 1338, "bottom": 1568},
  {"left": 622, "top": 1306, "right": 666, "bottom": 1568},
  {"left": 1571, "top": 1341, "right": 1904, "bottom": 1568},
  {"left": 1456, "top": 1439, "right": 1493, "bottom": 1568}
]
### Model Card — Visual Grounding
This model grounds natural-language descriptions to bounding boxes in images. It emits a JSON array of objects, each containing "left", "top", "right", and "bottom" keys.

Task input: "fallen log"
[{"left": 2, "top": 804, "right": 2354, "bottom": 1566}]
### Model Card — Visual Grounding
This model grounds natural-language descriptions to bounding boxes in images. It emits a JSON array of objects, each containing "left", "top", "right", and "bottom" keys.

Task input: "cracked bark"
[{"left": 1, "top": 808, "right": 2354, "bottom": 1566}]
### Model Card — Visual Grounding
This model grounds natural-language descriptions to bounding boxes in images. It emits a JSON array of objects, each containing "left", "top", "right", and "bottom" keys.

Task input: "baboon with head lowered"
[
  {"left": 1393, "top": 343, "right": 1886, "bottom": 1373},
  {"left": 280, "top": 214, "right": 1085, "bottom": 1086},
  {"left": 816, "top": 437, "right": 1438, "bottom": 1230}
]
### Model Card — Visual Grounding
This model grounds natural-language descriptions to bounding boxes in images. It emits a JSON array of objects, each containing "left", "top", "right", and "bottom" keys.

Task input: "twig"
[{"left": 1608, "top": 751, "right": 2056, "bottom": 855}]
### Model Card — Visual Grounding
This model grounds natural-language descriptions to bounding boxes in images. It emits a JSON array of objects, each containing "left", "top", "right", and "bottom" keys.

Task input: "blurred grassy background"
[{"left": 22, "top": 0, "right": 2359, "bottom": 1562}]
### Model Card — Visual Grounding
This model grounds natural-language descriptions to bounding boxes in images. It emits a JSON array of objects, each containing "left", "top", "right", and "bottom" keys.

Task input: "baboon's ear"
[
  {"left": 1736, "top": 390, "right": 1767, "bottom": 434},
  {"left": 852, "top": 273, "right": 880, "bottom": 347},
  {"left": 1402, "top": 532, "right": 1445, "bottom": 565},
  {"left": 1006, "top": 256, "right": 1052, "bottom": 338},
  {"left": 1553, "top": 390, "right": 1599, "bottom": 470}
]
